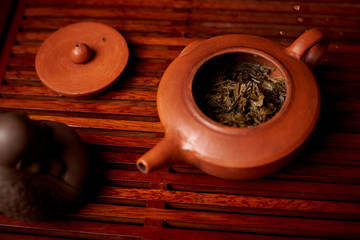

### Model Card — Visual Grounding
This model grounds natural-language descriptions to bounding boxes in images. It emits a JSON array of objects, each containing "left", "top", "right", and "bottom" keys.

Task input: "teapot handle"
[{"left": 286, "top": 28, "right": 329, "bottom": 68}]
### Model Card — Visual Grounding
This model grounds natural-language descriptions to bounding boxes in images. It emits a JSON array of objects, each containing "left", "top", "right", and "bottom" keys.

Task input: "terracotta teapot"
[{"left": 136, "top": 29, "right": 329, "bottom": 180}]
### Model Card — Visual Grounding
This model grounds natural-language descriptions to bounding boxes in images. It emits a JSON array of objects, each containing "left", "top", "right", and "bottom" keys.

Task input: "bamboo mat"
[{"left": 0, "top": 0, "right": 359, "bottom": 239}]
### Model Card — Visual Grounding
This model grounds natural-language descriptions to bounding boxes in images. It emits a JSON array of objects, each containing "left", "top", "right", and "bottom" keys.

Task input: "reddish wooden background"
[{"left": 0, "top": 0, "right": 360, "bottom": 239}]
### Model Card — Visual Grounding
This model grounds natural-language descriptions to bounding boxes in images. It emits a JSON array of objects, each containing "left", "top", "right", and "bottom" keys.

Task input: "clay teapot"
[
  {"left": 0, "top": 112, "right": 89, "bottom": 222},
  {"left": 136, "top": 29, "right": 329, "bottom": 180}
]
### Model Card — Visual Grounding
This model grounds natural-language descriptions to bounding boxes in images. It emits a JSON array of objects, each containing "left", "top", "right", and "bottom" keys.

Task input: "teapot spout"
[{"left": 136, "top": 137, "right": 178, "bottom": 174}]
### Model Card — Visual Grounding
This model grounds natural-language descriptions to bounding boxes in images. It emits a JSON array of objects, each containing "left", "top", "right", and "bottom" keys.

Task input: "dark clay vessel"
[
  {"left": 0, "top": 112, "right": 89, "bottom": 222},
  {"left": 136, "top": 29, "right": 329, "bottom": 180}
]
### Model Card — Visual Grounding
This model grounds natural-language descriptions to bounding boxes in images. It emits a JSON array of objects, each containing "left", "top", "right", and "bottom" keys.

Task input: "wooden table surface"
[{"left": 0, "top": 0, "right": 359, "bottom": 239}]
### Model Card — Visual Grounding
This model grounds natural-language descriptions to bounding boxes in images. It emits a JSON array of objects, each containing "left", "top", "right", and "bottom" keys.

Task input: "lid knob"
[{"left": 70, "top": 43, "right": 92, "bottom": 64}]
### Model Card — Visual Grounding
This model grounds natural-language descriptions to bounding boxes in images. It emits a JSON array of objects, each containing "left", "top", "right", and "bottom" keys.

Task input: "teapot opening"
[
  {"left": 192, "top": 52, "right": 287, "bottom": 128},
  {"left": 137, "top": 161, "right": 147, "bottom": 173}
]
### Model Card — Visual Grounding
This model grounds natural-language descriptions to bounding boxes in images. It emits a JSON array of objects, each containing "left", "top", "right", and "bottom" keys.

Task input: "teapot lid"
[{"left": 35, "top": 22, "right": 129, "bottom": 98}]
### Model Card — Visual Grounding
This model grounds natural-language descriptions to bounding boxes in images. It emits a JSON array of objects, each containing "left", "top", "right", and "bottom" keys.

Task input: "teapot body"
[{"left": 137, "top": 29, "right": 328, "bottom": 180}]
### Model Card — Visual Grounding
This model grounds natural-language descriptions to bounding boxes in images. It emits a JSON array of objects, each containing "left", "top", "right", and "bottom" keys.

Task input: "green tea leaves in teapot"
[{"left": 201, "top": 60, "right": 286, "bottom": 128}]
